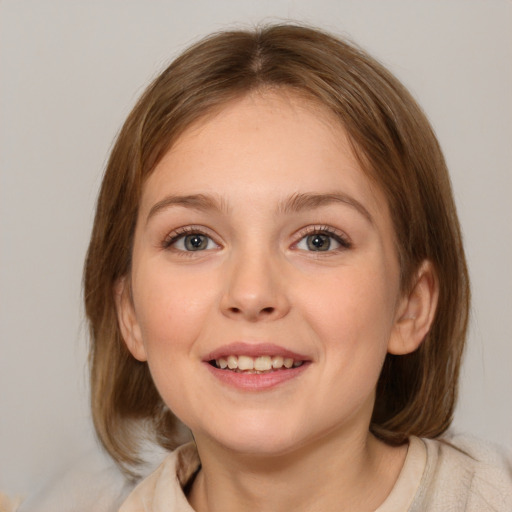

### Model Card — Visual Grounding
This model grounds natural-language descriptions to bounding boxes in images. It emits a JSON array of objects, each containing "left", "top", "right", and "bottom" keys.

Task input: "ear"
[
  {"left": 388, "top": 260, "right": 439, "bottom": 355},
  {"left": 114, "top": 277, "right": 147, "bottom": 361}
]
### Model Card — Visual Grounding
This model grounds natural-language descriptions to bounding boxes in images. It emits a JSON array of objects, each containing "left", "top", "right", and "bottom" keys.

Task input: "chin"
[
  {"left": 199, "top": 416, "right": 313, "bottom": 458},
  {"left": 221, "top": 434, "right": 301, "bottom": 457}
]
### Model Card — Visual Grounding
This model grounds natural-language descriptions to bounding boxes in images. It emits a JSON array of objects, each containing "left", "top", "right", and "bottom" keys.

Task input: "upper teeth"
[{"left": 215, "top": 355, "right": 303, "bottom": 372}]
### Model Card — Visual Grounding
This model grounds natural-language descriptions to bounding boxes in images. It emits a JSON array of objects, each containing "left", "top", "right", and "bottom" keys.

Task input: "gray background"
[{"left": 1, "top": 0, "right": 511, "bottom": 496}]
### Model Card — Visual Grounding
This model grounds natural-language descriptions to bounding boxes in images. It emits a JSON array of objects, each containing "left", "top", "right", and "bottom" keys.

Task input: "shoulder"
[
  {"left": 413, "top": 433, "right": 512, "bottom": 511},
  {"left": 14, "top": 435, "right": 195, "bottom": 512},
  {"left": 119, "top": 442, "right": 199, "bottom": 512}
]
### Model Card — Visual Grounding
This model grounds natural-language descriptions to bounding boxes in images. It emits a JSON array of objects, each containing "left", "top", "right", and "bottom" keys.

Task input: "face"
[{"left": 118, "top": 92, "right": 411, "bottom": 457}]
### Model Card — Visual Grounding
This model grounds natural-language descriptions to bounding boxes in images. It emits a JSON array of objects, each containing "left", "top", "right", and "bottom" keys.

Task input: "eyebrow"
[
  {"left": 146, "top": 193, "right": 228, "bottom": 224},
  {"left": 279, "top": 192, "right": 373, "bottom": 224},
  {"left": 146, "top": 191, "right": 373, "bottom": 224}
]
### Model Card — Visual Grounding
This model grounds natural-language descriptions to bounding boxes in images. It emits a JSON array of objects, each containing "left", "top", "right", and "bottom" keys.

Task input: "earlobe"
[
  {"left": 114, "top": 277, "right": 147, "bottom": 362},
  {"left": 388, "top": 260, "right": 439, "bottom": 356}
]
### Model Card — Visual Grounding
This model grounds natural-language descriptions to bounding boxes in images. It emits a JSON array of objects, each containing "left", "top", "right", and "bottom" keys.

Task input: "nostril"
[{"left": 228, "top": 306, "right": 274, "bottom": 316}]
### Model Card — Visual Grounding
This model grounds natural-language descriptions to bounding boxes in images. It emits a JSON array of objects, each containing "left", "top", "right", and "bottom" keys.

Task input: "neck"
[{"left": 187, "top": 429, "right": 407, "bottom": 512}]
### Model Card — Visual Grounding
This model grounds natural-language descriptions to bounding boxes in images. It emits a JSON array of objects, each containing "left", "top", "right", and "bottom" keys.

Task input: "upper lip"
[{"left": 204, "top": 342, "right": 310, "bottom": 362}]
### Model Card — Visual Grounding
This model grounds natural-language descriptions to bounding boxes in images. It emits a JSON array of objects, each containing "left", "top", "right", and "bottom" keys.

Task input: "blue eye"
[{"left": 166, "top": 232, "right": 217, "bottom": 251}]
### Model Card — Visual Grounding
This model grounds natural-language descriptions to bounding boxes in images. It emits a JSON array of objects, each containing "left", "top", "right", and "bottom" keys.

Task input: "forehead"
[
  {"left": 140, "top": 91, "right": 389, "bottom": 220},
  {"left": 135, "top": 91, "right": 399, "bottom": 267},
  {"left": 145, "top": 91, "right": 380, "bottom": 198}
]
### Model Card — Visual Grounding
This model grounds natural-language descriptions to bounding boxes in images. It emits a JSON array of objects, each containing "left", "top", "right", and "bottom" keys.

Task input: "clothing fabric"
[
  {"left": 119, "top": 435, "right": 512, "bottom": 511},
  {"left": 14, "top": 434, "right": 512, "bottom": 511}
]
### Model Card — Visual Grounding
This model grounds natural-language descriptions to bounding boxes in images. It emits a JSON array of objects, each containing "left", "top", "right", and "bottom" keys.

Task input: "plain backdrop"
[{"left": 1, "top": 0, "right": 511, "bottom": 497}]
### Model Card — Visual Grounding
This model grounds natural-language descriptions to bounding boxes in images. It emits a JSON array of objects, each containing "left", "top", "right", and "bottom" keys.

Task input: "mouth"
[
  {"left": 209, "top": 355, "right": 304, "bottom": 374},
  {"left": 203, "top": 343, "right": 310, "bottom": 389}
]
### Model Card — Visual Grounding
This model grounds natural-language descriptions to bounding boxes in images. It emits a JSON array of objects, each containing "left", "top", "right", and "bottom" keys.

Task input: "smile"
[{"left": 211, "top": 355, "right": 304, "bottom": 373}]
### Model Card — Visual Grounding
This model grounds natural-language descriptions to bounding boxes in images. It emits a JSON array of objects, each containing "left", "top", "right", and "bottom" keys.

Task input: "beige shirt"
[{"left": 119, "top": 435, "right": 512, "bottom": 511}]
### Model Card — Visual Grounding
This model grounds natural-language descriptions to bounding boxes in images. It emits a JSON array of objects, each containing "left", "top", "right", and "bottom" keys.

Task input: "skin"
[{"left": 116, "top": 91, "right": 438, "bottom": 511}]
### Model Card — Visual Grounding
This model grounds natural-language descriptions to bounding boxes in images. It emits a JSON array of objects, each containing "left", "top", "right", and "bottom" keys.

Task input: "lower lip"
[{"left": 204, "top": 362, "right": 310, "bottom": 391}]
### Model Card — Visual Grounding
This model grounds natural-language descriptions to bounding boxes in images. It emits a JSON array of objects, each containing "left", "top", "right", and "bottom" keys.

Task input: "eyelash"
[
  {"left": 161, "top": 226, "right": 217, "bottom": 251},
  {"left": 294, "top": 225, "right": 352, "bottom": 252},
  {"left": 161, "top": 224, "right": 352, "bottom": 254}
]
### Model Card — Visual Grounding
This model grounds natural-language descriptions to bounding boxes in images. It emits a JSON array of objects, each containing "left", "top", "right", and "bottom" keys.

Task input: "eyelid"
[
  {"left": 161, "top": 225, "right": 221, "bottom": 250},
  {"left": 292, "top": 225, "right": 352, "bottom": 250},
  {"left": 160, "top": 224, "right": 351, "bottom": 253}
]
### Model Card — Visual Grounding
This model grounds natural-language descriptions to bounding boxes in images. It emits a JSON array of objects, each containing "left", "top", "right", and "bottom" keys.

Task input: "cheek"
[
  {"left": 132, "top": 263, "right": 219, "bottom": 355},
  {"left": 297, "top": 260, "right": 398, "bottom": 392},
  {"left": 300, "top": 263, "right": 398, "bottom": 340},
  {"left": 130, "top": 265, "right": 221, "bottom": 423}
]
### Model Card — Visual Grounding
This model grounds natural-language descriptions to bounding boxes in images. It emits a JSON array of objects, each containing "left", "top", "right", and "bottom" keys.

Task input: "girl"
[{"left": 82, "top": 24, "right": 510, "bottom": 511}]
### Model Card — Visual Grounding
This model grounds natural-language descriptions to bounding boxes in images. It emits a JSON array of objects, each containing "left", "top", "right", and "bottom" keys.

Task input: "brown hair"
[{"left": 84, "top": 24, "right": 470, "bottom": 476}]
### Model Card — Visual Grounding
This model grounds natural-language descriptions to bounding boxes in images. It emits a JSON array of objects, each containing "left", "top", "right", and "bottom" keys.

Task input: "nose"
[{"left": 220, "top": 250, "right": 290, "bottom": 322}]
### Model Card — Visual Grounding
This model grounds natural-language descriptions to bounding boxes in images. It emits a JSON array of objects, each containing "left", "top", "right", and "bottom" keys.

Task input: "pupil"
[
  {"left": 308, "top": 234, "right": 330, "bottom": 251},
  {"left": 185, "top": 234, "right": 207, "bottom": 250}
]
